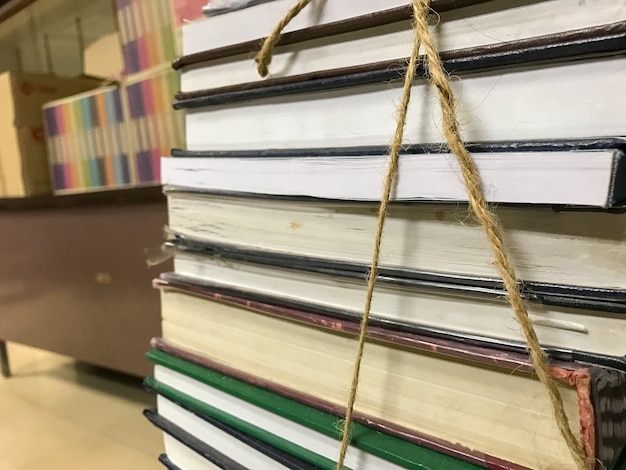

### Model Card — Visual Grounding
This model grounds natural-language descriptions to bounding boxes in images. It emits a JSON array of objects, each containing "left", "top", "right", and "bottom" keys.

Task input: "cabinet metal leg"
[{"left": 0, "top": 340, "right": 10, "bottom": 378}]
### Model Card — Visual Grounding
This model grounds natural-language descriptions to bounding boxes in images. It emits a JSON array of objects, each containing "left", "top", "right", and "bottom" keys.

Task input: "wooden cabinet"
[{"left": 0, "top": 187, "right": 170, "bottom": 376}]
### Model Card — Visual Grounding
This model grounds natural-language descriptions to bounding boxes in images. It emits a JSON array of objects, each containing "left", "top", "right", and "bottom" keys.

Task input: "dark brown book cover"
[
  {"left": 173, "top": 0, "right": 491, "bottom": 69},
  {"left": 174, "top": 21, "right": 626, "bottom": 109},
  {"left": 152, "top": 277, "right": 626, "bottom": 470}
]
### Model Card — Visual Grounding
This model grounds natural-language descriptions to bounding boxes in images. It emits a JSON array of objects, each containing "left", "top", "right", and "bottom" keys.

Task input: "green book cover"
[{"left": 147, "top": 348, "right": 481, "bottom": 470}]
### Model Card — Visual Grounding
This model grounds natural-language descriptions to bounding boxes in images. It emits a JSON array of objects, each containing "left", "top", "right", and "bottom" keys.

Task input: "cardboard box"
[
  {"left": 0, "top": 72, "right": 103, "bottom": 198},
  {"left": 83, "top": 32, "right": 124, "bottom": 81}
]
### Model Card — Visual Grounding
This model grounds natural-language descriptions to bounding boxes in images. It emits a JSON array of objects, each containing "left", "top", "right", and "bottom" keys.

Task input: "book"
[
  {"left": 177, "top": 3, "right": 626, "bottom": 93},
  {"left": 164, "top": 190, "right": 626, "bottom": 292},
  {"left": 163, "top": 243, "right": 626, "bottom": 359},
  {"left": 159, "top": 453, "right": 184, "bottom": 470},
  {"left": 145, "top": 408, "right": 241, "bottom": 469},
  {"left": 177, "top": 24, "right": 626, "bottom": 107},
  {"left": 164, "top": 139, "right": 626, "bottom": 207},
  {"left": 147, "top": 318, "right": 626, "bottom": 470},
  {"left": 147, "top": 348, "right": 482, "bottom": 469},
  {"left": 146, "top": 405, "right": 320, "bottom": 469},
  {"left": 180, "top": 0, "right": 486, "bottom": 57},
  {"left": 179, "top": 55, "right": 626, "bottom": 152},
  {"left": 147, "top": 398, "right": 332, "bottom": 469}
]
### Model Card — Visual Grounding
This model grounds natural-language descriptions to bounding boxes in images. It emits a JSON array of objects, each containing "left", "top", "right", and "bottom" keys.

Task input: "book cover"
[
  {"left": 116, "top": 0, "right": 184, "bottom": 75},
  {"left": 158, "top": 454, "right": 183, "bottom": 470},
  {"left": 145, "top": 408, "right": 245, "bottom": 469}
]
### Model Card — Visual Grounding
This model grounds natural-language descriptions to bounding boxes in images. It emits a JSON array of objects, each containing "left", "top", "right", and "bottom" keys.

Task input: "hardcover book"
[
  {"left": 164, "top": 138, "right": 626, "bottom": 207},
  {"left": 164, "top": 189, "right": 626, "bottom": 292},
  {"left": 164, "top": 240, "right": 626, "bottom": 367},
  {"left": 177, "top": 7, "right": 626, "bottom": 94}
]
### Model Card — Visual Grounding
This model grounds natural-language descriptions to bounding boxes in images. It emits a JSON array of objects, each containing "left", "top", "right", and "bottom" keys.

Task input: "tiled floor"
[{"left": 0, "top": 342, "right": 162, "bottom": 469}]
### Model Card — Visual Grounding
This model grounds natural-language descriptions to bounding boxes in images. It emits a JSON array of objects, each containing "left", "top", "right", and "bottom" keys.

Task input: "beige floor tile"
[
  {"left": 0, "top": 403, "right": 87, "bottom": 467},
  {"left": 0, "top": 343, "right": 162, "bottom": 469},
  {"left": 3, "top": 362, "right": 154, "bottom": 431},
  {"left": 0, "top": 459, "right": 20, "bottom": 470},
  {"left": 101, "top": 406, "right": 164, "bottom": 458},
  {"left": 22, "top": 433, "right": 161, "bottom": 470}
]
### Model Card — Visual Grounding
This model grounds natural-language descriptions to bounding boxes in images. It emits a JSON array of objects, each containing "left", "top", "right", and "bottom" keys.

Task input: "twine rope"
[
  {"left": 255, "top": 1, "right": 588, "bottom": 468},
  {"left": 332, "top": 7, "right": 424, "bottom": 469},
  {"left": 255, "top": 0, "right": 313, "bottom": 77}
]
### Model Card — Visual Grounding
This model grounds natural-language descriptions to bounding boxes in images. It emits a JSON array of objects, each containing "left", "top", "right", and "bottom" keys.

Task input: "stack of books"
[
  {"left": 41, "top": 1, "right": 199, "bottom": 194},
  {"left": 43, "top": 86, "right": 133, "bottom": 194},
  {"left": 144, "top": 1, "right": 626, "bottom": 469}
]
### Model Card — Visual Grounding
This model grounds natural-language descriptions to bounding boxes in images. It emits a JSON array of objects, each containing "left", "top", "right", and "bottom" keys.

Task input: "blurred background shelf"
[
  {"left": 0, "top": 0, "right": 201, "bottom": 378},
  {"left": 0, "top": 0, "right": 117, "bottom": 76}
]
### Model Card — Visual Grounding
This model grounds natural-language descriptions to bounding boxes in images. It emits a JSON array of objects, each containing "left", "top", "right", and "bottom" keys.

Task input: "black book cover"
[
  {"left": 145, "top": 407, "right": 321, "bottom": 470},
  {"left": 158, "top": 453, "right": 183, "bottom": 470}
]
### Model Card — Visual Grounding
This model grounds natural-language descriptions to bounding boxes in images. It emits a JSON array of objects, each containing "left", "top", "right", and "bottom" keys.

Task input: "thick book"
[
  {"left": 146, "top": 405, "right": 318, "bottom": 469},
  {"left": 163, "top": 236, "right": 626, "bottom": 367},
  {"left": 180, "top": 0, "right": 487, "bottom": 58},
  {"left": 148, "top": 324, "right": 626, "bottom": 470},
  {"left": 179, "top": 54, "right": 626, "bottom": 153},
  {"left": 145, "top": 384, "right": 408, "bottom": 470},
  {"left": 145, "top": 409, "right": 238, "bottom": 469},
  {"left": 164, "top": 189, "right": 626, "bottom": 291},
  {"left": 178, "top": 6, "right": 626, "bottom": 94},
  {"left": 164, "top": 138, "right": 626, "bottom": 207},
  {"left": 177, "top": 26, "right": 626, "bottom": 109}
]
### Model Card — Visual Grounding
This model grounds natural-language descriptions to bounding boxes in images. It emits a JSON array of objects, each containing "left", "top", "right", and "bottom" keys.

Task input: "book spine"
[
  {"left": 109, "top": 87, "right": 132, "bottom": 186},
  {"left": 124, "top": 69, "right": 182, "bottom": 184},
  {"left": 116, "top": 0, "right": 180, "bottom": 75},
  {"left": 95, "top": 92, "right": 114, "bottom": 187}
]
